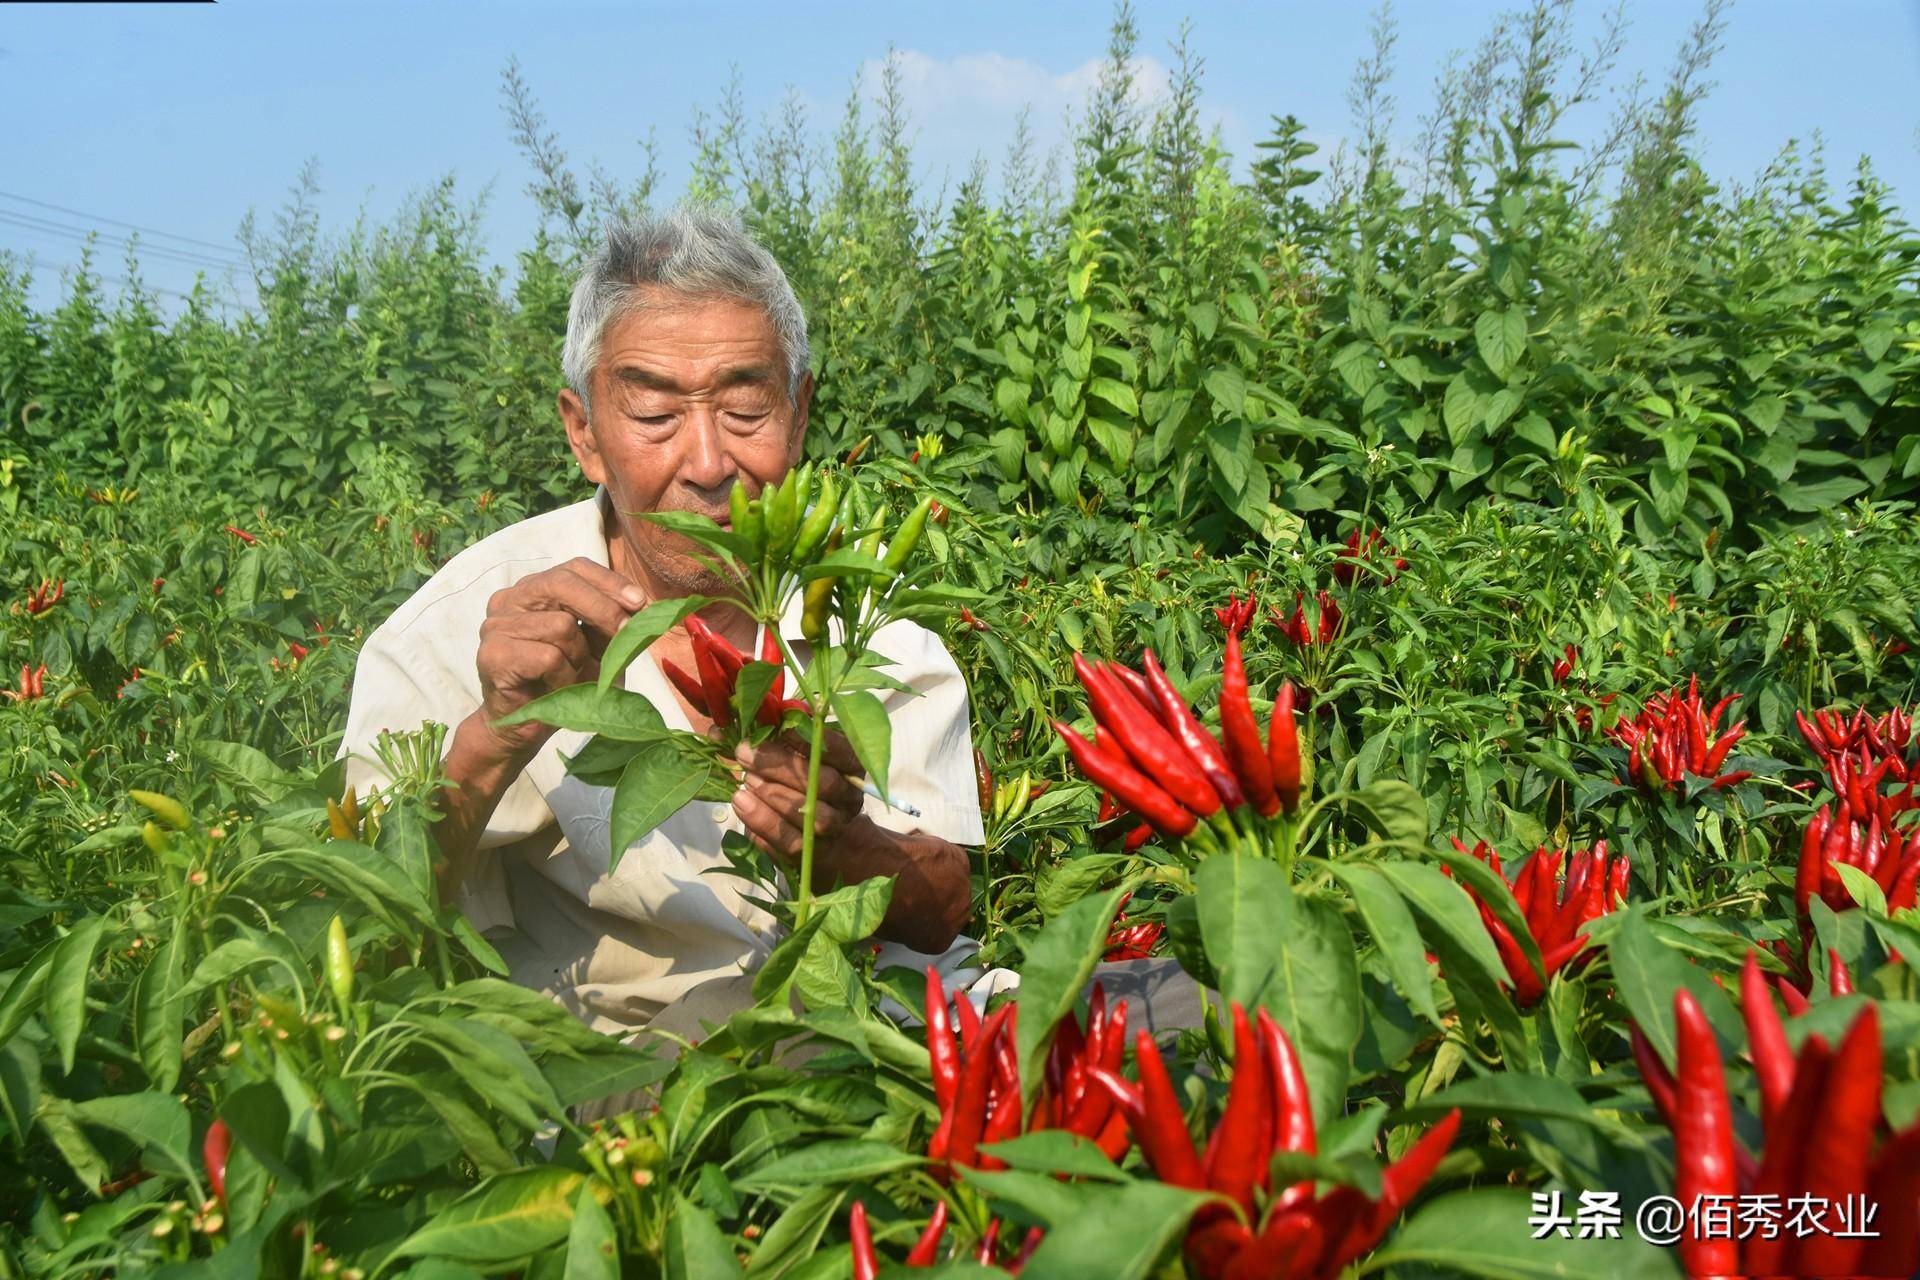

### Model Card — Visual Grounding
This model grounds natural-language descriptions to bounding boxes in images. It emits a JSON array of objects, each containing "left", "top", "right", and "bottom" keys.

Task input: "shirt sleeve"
[
  {"left": 855, "top": 620, "right": 988, "bottom": 847},
  {"left": 337, "top": 605, "right": 526, "bottom": 934}
]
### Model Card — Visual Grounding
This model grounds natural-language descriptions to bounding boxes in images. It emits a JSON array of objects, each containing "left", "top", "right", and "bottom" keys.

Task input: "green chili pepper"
[
  {"left": 131, "top": 789, "right": 191, "bottom": 830},
  {"left": 882, "top": 497, "right": 935, "bottom": 575},
  {"left": 765, "top": 467, "right": 802, "bottom": 568},
  {"left": 325, "top": 914, "right": 354, "bottom": 1009},
  {"left": 729, "top": 481, "right": 764, "bottom": 563},
  {"left": 789, "top": 472, "right": 838, "bottom": 564}
]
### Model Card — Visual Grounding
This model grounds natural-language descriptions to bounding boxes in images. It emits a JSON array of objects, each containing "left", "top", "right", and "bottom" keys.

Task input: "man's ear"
[
  {"left": 789, "top": 371, "right": 815, "bottom": 464},
  {"left": 558, "top": 387, "right": 606, "bottom": 486}
]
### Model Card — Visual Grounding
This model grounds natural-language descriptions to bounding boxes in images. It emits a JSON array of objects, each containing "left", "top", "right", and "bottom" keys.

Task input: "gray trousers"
[{"left": 574, "top": 956, "right": 1204, "bottom": 1122}]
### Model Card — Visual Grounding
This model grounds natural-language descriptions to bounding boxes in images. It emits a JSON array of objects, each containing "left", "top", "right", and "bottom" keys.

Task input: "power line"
[
  {"left": 7, "top": 257, "right": 241, "bottom": 309},
  {"left": 0, "top": 210, "right": 249, "bottom": 274},
  {"left": 0, "top": 189, "right": 247, "bottom": 260}
]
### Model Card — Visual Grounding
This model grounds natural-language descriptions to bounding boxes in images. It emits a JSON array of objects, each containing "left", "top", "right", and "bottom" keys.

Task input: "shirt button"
[{"left": 712, "top": 806, "right": 731, "bottom": 824}]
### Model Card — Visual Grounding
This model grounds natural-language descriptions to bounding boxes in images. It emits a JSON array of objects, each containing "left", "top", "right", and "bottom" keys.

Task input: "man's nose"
[{"left": 679, "top": 404, "right": 732, "bottom": 491}]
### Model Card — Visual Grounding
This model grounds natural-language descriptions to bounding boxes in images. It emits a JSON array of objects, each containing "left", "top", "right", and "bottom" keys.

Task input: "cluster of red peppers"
[
  {"left": 1542, "top": 643, "right": 1618, "bottom": 734},
  {"left": 848, "top": 1201, "right": 1043, "bottom": 1276},
  {"left": 1090, "top": 1002, "right": 1460, "bottom": 1279},
  {"left": 1330, "top": 528, "right": 1407, "bottom": 586},
  {"left": 1796, "top": 704, "right": 1918, "bottom": 830},
  {"left": 4, "top": 663, "right": 47, "bottom": 703},
  {"left": 658, "top": 618, "right": 807, "bottom": 734},
  {"left": 1606, "top": 675, "right": 1751, "bottom": 793},
  {"left": 1215, "top": 592, "right": 1258, "bottom": 636},
  {"left": 1447, "top": 838, "right": 1628, "bottom": 1008},
  {"left": 1271, "top": 592, "right": 1342, "bottom": 648},
  {"left": 1630, "top": 959, "right": 1920, "bottom": 1279},
  {"left": 22, "top": 578, "right": 63, "bottom": 616},
  {"left": 1094, "top": 789, "right": 1154, "bottom": 853},
  {"left": 922, "top": 967, "right": 1134, "bottom": 1176},
  {"left": 1054, "top": 635, "right": 1307, "bottom": 854},
  {"left": 1103, "top": 893, "right": 1165, "bottom": 961}
]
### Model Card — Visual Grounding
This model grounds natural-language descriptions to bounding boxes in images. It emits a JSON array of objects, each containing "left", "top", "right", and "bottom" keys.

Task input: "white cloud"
[{"left": 857, "top": 48, "right": 1172, "bottom": 124}]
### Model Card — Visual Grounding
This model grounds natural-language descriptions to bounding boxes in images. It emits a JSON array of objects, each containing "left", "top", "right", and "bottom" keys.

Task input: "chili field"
[{"left": 3, "top": 6, "right": 1920, "bottom": 1277}]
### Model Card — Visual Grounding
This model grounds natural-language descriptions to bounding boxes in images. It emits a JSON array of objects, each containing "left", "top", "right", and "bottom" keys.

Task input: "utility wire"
[
  {"left": 0, "top": 210, "right": 249, "bottom": 274},
  {"left": 7, "top": 258, "right": 238, "bottom": 309},
  {"left": 0, "top": 189, "right": 247, "bottom": 260}
]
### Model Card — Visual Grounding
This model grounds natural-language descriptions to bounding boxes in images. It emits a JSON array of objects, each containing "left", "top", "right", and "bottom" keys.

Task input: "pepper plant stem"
[{"left": 794, "top": 671, "right": 830, "bottom": 927}]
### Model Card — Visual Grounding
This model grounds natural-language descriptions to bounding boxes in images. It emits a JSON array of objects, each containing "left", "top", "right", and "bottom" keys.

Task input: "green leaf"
[
  {"left": 1014, "top": 886, "right": 1128, "bottom": 1109},
  {"left": 0, "top": 1041, "right": 38, "bottom": 1154},
  {"left": 598, "top": 597, "right": 714, "bottom": 693},
  {"left": 739, "top": 1139, "right": 919, "bottom": 1190},
  {"left": 132, "top": 929, "right": 186, "bottom": 1093},
  {"left": 70, "top": 1092, "right": 193, "bottom": 1178},
  {"left": 829, "top": 689, "right": 891, "bottom": 801},
  {"left": 743, "top": 1185, "right": 844, "bottom": 1279},
  {"left": 1016, "top": 1180, "right": 1214, "bottom": 1280},
  {"left": 1474, "top": 307, "right": 1526, "bottom": 381},
  {"left": 1443, "top": 375, "right": 1485, "bottom": 446},
  {"left": 1370, "top": 861, "right": 1508, "bottom": 995},
  {"left": 1087, "top": 377, "right": 1138, "bottom": 417},
  {"left": 564, "top": 1183, "right": 619, "bottom": 1280},
  {"left": 1605, "top": 908, "right": 1736, "bottom": 1065},
  {"left": 46, "top": 917, "right": 107, "bottom": 1074},
  {"left": 751, "top": 912, "right": 829, "bottom": 1004},
  {"left": 1361, "top": 1189, "right": 1678, "bottom": 1277},
  {"left": 664, "top": 1194, "right": 739, "bottom": 1280},
  {"left": 1322, "top": 862, "right": 1441, "bottom": 1026},
  {"left": 978, "top": 1130, "right": 1127, "bottom": 1181},
  {"left": 1196, "top": 858, "right": 1359, "bottom": 1124},
  {"left": 1204, "top": 366, "right": 1247, "bottom": 416},
  {"left": 0, "top": 943, "right": 56, "bottom": 1055},
  {"left": 1777, "top": 475, "right": 1868, "bottom": 513},
  {"left": 1345, "top": 780, "right": 1429, "bottom": 847},
  {"left": 494, "top": 684, "right": 671, "bottom": 741},
  {"left": 610, "top": 741, "right": 712, "bottom": 869},
  {"left": 389, "top": 1168, "right": 586, "bottom": 1264}
]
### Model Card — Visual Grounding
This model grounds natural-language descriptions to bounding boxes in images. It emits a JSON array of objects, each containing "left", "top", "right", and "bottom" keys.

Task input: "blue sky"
[{"left": 3, "top": 0, "right": 1917, "bottom": 313}]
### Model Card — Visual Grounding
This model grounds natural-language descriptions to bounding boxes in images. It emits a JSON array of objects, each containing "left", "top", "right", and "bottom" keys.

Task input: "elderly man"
[
  {"left": 342, "top": 206, "right": 1202, "bottom": 1056},
  {"left": 339, "top": 206, "right": 983, "bottom": 1037}
]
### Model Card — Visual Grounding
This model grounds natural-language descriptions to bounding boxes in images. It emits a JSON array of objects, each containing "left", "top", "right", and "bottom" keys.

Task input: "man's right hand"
[{"left": 471, "top": 557, "right": 647, "bottom": 761}]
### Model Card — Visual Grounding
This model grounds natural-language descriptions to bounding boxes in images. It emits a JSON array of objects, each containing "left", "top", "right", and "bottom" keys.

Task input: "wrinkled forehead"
[{"left": 596, "top": 289, "right": 786, "bottom": 394}]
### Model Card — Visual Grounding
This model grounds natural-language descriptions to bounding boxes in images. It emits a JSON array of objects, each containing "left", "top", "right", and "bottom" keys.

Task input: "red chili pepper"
[
  {"left": 1089, "top": 1033, "right": 1207, "bottom": 1190},
  {"left": 1053, "top": 721, "right": 1197, "bottom": 839},
  {"left": 1218, "top": 633, "right": 1279, "bottom": 816},
  {"left": 684, "top": 616, "right": 736, "bottom": 729},
  {"left": 1141, "top": 649, "right": 1246, "bottom": 811},
  {"left": 849, "top": 1201, "right": 879, "bottom": 1280},
  {"left": 1790, "top": 1006, "right": 1881, "bottom": 1276},
  {"left": 1738, "top": 952, "right": 1794, "bottom": 1128},
  {"left": 1074, "top": 655, "right": 1222, "bottom": 818},
  {"left": 1267, "top": 680, "right": 1301, "bottom": 814},
  {"left": 946, "top": 1004, "right": 1012, "bottom": 1170},
  {"left": 1671, "top": 990, "right": 1741, "bottom": 1277},
  {"left": 203, "top": 1118, "right": 231, "bottom": 1205},
  {"left": 924, "top": 966, "right": 960, "bottom": 1112},
  {"left": 904, "top": 1202, "right": 949, "bottom": 1266},
  {"left": 1202, "top": 1004, "right": 1273, "bottom": 1216},
  {"left": 658, "top": 657, "right": 710, "bottom": 716},
  {"left": 221, "top": 525, "right": 257, "bottom": 545}
]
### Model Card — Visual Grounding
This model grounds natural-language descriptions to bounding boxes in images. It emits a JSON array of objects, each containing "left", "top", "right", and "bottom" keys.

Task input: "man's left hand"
[{"left": 732, "top": 729, "right": 870, "bottom": 863}]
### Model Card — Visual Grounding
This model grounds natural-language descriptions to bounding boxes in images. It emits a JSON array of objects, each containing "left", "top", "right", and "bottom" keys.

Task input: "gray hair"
[{"left": 562, "top": 205, "right": 811, "bottom": 414}]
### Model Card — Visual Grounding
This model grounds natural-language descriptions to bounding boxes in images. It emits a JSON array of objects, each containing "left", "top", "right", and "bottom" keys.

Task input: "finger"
[
  {"left": 481, "top": 612, "right": 595, "bottom": 678},
  {"left": 736, "top": 742, "right": 864, "bottom": 811},
  {"left": 818, "top": 729, "right": 866, "bottom": 778},
  {"left": 490, "top": 565, "right": 637, "bottom": 648},
  {"left": 734, "top": 786, "right": 803, "bottom": 859},
  {"left": 740, "top": 773, "right": 857, "bottom": 839}
]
